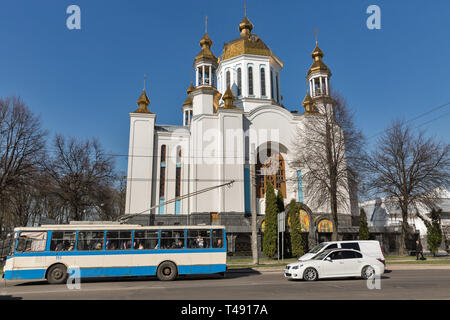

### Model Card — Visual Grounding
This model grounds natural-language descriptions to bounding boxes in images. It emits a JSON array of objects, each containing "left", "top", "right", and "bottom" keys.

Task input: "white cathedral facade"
[{"left": 124, "top": 16, "right": 358, "bottom": 251}]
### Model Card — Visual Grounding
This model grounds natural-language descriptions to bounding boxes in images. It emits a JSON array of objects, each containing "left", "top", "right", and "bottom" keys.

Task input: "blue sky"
[{"left": 0, "top": 0, "right": 449, "bottom": 173}]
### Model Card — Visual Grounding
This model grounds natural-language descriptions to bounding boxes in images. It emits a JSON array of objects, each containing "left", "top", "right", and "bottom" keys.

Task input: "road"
[{"left": 1, "top": 268, "right": 449, "bottom": 300}]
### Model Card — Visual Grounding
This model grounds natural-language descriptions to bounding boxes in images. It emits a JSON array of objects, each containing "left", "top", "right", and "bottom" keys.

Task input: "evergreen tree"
[
  {"left": 423, "top": 209, "right": 443, "bottom": 256},
  {"left": 263, "top": 183, "right": 278, "bottom": 258},
  {"left": 288, "top": 199, "right": 304, "bottom": 257},
  {"left": 276, "top": 190, "right": 285, "bottom": 213},
  {"left": 359, "top": 208, "right": 370, "bottom": 240}
]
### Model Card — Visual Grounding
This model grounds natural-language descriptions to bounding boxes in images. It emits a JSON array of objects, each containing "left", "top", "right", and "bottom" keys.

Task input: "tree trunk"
[{"left": 399, "top": 209, "right": 409, "bottom": 256}]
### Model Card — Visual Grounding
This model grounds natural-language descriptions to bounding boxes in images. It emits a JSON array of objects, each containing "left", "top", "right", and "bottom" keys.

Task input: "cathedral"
[{"left": 124, "top": 15, "right": 359, "bottom": 254}]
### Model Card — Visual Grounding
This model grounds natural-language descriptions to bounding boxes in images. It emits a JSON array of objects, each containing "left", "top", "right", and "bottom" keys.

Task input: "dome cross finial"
[
  {"left": 314, "top": 28, "right": 318, "bottom": 45},
  {"left": 205, "top": 15, "right": 207, "bottom": 33},
  {"left": 244, "top": 3, "right": 247, "bottom": 17}
]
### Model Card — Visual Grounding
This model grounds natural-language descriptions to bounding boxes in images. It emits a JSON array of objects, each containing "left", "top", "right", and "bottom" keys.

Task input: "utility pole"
[{"left": 250, "top": 144, "right": 259, "bottom": 265}]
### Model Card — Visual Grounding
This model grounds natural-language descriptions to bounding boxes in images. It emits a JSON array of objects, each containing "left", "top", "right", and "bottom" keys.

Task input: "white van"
[{"left": 299, "top": 240, "right": 385, "bottom": 265}]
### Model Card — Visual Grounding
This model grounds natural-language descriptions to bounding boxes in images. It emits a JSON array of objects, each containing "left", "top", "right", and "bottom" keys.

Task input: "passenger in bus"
[
  {"left": 67, "top": 243, "right": 74, "bottom": 251},
  {"left": 172, "top": 240, "right": 183, "bottom": 248},
  {"left": 138, "top": 243, "right": 144, "bottom": 250},
  {"left": 216, "top": 238, "right": 223, "bottom": 248},
  {"left": 196, "top": 235, "right": 204, "bottom": 248},
  {"left": 55, "top": 242, "right": 65, "bottom": 251}
]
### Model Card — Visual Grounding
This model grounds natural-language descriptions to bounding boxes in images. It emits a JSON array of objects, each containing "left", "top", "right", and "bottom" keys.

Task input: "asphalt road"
[{"left": 1, "top": 269, "right": 449, "bottom": 300}]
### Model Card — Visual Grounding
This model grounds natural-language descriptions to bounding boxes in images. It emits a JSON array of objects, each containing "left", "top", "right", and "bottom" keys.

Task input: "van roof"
[{"left": 322, "top": 240, "right": 379, "bottom": 244}]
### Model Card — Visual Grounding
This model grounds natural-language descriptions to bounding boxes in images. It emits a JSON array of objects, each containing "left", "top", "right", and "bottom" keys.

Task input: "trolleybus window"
[
  {"left": 106, "top": 231, "right": 132, "bottom": 250},
  {"left": 16, "top": 232, "right": 47, "bottom": 252},
  {"left": 77, "top": 231, "right": 105, "bottom": 251},
  {"left": 212, "top": 229, "right": 224, "bottom": 248},
  {"left": 187, "top": 229, "right": 211, "bottom": 249},
  {"left": 133, "top": 230, "right": 159, "bottom": 250},
  {"left": 160, "top": 230, "right": 185, "bottom": 249},
  {"left": 50, "top": 231, "right": 76, "bottom": 251}
]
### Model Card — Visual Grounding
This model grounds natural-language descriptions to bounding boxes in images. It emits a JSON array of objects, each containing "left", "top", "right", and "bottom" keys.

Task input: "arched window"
[
  {"left": 159, "top": 145, "right": 167, "bottom": 214},
  {"left": 175, "top": 146, "right": 182, "bottom": 214},
  {"left": 270, "top": 69, "right": 274, "bottom": 99},
  {"left": 276, "top": 74, "right": 279, "bottom": 102},
  {"left": 255, "top": 149, "right": 286, "bottom": 198},
  {"left": 226, "top": 71, "right": 230, "bottom": 88},
  {"left": 237, "top": 68, "right": 242, "bottom": 96},
  {"left": 248, "top": 66, "right": 254, "bottom": 95},
  {"left": 260, "top": 68, "right": 266, "bottom": 97}
]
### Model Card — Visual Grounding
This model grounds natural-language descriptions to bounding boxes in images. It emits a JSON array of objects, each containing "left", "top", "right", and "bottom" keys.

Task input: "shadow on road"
[
  {"left": 0, "top": 295, "right": 22, "bottom": 300},
  {"left": 11, "top": 269, "right": 260, "bottom": 287}
]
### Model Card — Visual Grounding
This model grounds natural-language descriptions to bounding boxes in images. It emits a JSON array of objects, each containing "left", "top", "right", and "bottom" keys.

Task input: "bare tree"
[
  {"left": 0, "top": 96, "right": 46, "bottom": 236},
  {"left": 291, "top": 92, "right": 365, "bottom": 241},
  {"left": 43, "top": 135, "right": 116, "bottom": 222},
  {"left": 366, "top": 120, "right": 450, "bottom": 254}
]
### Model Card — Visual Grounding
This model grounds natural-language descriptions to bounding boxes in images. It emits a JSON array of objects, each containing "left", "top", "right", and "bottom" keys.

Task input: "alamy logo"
[
  {"left": 366, "top": 265, "right": 381, "bottom": 290},
  {"left": 366, "top": 5, "right": 381, "bottom": 30},
  {"left": 66, "top": 5, "right": 81, "bottom": 30},
  {"left": 66, "top": 266, "right": 81, "bottom": 290}
]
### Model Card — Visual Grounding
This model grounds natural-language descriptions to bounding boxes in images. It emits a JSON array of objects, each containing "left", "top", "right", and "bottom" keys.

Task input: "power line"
[{"left": 367, "top": 101, "right": 450, "bottom": 140}]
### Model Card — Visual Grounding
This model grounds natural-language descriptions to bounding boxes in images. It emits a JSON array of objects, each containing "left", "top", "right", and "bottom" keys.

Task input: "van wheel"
[
  {"left": 157, "top": 261, "right": 178, "bottom": 281},
  {"left": 47, "top": 264, "right": 68, "bottom": 284},
  {"left": 303, "top": 267, "right": 318, "bottom": 281},
  {"left": 361, "top": 265, "right": 375, "bottom": 280}
]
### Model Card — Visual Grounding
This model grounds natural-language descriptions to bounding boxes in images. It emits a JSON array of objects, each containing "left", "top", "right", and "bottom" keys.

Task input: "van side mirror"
[{"left": 326, "top": 257, "right": 332, "bottom": 262}]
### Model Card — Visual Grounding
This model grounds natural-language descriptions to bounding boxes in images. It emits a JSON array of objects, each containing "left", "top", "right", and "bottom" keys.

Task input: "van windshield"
[{"left": 308, "top": 243, "right": 328, "bottom": 254}]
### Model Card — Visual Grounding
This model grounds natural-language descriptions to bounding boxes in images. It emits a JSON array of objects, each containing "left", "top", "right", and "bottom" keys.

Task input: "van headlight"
[{"left": 292, "top": 265, "right": 302, "bottom": 270}]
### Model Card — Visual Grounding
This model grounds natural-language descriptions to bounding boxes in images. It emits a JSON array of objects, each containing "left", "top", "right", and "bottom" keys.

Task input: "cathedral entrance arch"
[{"left": 255, "top": 142, "right": 287, "bottom": 198}]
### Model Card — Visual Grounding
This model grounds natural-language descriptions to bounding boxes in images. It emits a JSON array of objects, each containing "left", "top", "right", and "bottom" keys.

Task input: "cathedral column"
[
  {"left": 196, "top": 68, "right": 199, "bottom": 87},
  {"left": 319, "top": 76, "right": 323, "bottom": 95},
  {"left": 202, "top": 65, "right": 205, "bottom": 85}
]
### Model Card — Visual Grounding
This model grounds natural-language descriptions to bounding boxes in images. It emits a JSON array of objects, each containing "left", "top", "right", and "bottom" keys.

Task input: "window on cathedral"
[
  {"left": 237, "top": 68, "right": 242, "bottom": 96},
  {"left": 276, "top": 74, "right": 279, "bottom": 102},
  {"left": 256, "top": 150, "right": 286, "bottom": 199},
  {"left": 270, "top": 69, "right": 274, "bottom": 99},
  {"left": 260, "top": 68, "right": 266, "bottom": 97},
  {"left": 226, "top": 71, "right": 230, "bottom": 88},
  {"left": 159, "top": 145, "right": 167, "bottom": 200},
  {"left": 175, "top": 146, "right": 182, "bottom": 198},
  {"left": 160, "top": 145, "right": 166, "bottom": 163},
  {"left": 248, "top": 66, "right": 254, "bottom": 95}
]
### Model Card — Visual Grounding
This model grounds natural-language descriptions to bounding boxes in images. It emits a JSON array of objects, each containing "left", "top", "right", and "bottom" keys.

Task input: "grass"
[{"left": 387, "top": 259, "right": 450, "bottom": 264}]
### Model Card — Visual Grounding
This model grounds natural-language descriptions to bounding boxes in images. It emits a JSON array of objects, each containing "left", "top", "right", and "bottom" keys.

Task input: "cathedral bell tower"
[
  {"left": 306, "top": 30, "right": 332, "bottom": 98},
  {"left": 191, "top": 18, "right": 219, "bottom": 116}
]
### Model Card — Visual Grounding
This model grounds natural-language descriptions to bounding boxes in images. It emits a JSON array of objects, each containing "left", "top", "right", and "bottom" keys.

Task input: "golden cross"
[
  {"left": 244, "top": 3, "right": 247, "bottom": 17},
  {"left": 205, "top": 15, "right": 207, "bottom": 33},
  {"left": 314, "top": 28, "right": 318, "bottom": 45},
  {"left": 143, "top": 74, "right": 146, "bottom": 91}
]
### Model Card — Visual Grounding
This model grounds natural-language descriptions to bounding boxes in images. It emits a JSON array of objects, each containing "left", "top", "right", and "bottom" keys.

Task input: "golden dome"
[
  {"left": 307, "top": 44, "right": 330, "bottom": 76},
  {"left": 222, "top": 85, "right": 238, "bottom": 109},
  {"left": 239, "top": 17, "right": 253, "bottom": 36},
  {"left": 134, "top": 90, "right": 152, "bottom": 113},
  {"left": 220, "top": 17, "right": 283, "bottom": 67},
  {"left": 182, "top": 83, "right": 194, "bottom": 107},
  {"left": 195, "top": 32, "right": 217, "bottom": 62},
  {"left": 302, "top": 91, "right": 317, "bottom": 114},
  {"left": 186, "top": 83, "right": 195, "bottom": 95}
]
